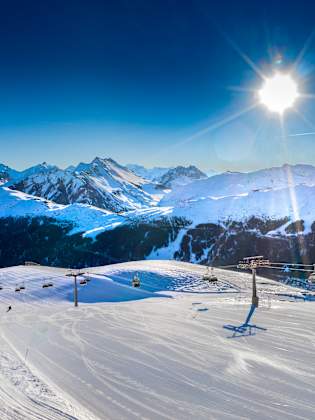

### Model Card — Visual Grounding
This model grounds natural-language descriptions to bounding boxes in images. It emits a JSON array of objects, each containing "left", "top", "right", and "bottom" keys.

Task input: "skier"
[{"left": 6, "top": 305, "right": 12, "bottom": 313}]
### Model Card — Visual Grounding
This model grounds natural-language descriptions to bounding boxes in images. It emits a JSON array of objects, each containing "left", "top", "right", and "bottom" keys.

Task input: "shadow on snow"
[{"left": 223, "top": 304, "right": 267, "bottom": 338}]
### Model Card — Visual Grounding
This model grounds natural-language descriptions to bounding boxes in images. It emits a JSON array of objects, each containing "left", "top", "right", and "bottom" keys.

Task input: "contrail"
[{"left": 287, "top": 131, "right": 315, "bottom": 137}]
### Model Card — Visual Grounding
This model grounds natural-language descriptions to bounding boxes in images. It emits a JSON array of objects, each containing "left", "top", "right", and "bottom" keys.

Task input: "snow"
[
  {"left": 126, "top": 164, "right": 172, "bottom": 181},
  {"left": 2, "top": 161, "right": 315, "bottom": 239},
  {"left": 171, "top": 183, "right": 315, "bottom": 230},
  {"left": 158, "top": 166, "right": 207, "bottom": 188},
  {"left": 2, "top": 176, "right": 315, "bottom": 241},
  {"left": 0, "top": 186, "right": 125, "bottom": 234},
  {"left": 0, "top": 260, "right": 314, "bottom": 419},
  {"left": 162, "top": 163, "right": 315, "bottom": 205},
  {"left": 0, "top": 187, "right": 171, "bottom": 237},
  {"left": 9, "top": 157, "right": 161, "bottom": 212}
]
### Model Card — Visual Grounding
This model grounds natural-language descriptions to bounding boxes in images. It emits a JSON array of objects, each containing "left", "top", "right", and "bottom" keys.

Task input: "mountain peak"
[{"left": 159, "top": 165, "right": 207, "bottom": 188}]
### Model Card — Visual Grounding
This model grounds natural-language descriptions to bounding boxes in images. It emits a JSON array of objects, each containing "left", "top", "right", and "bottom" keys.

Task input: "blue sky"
[{"left": 1, "top": 0, "right": 315, "bottom": 171}]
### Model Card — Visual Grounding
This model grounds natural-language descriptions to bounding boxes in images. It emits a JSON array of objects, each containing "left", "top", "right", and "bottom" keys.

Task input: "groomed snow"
[{"left": 0, "top": 261, "right": 314, "bottom": 419}]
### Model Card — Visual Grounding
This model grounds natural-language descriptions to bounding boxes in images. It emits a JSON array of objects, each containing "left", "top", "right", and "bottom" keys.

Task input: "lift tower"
[
  {"left": 238, "top": 256, "right": 270, "bottom": 307},
  {"left": 65, "top": 271, "right": 85, "bottom": 307}
]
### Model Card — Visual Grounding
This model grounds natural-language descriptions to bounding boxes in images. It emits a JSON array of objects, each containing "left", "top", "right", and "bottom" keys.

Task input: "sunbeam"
[
  {"left": 218, "top": 27, "right": 266, "bottom": 80},
  {"left": 279, "top": 116, "right": 308, "bottom": 264},
  {"left": 156, "top": 102, "right": 259, "bottom": 158},
  {"left": 294, "top": 108, "right": 315, "bottom": 131},
  {"left": 292, "top": 27, "right": 315, "bottom": 71},
  {"left": 227, "top": 85, "right": 257, "bottom": 93},
  {"left": 176, "top": 102, "right": 259, "bottom": 147}
]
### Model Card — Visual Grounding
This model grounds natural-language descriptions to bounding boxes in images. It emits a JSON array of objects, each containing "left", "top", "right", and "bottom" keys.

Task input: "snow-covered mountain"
[
  {"left": 206, "top": 169, "right": 219, "bottom": 177},
  {"left": 0, "top": 164, "right": 20, "bottom": 184},
  {"left": 162, "top": 164, "right": 315, "bottom": 205},
  {"left": 10, "top": 157, "right": 159, "bottom": 212},
  {"left": 158, "top": 165, "right": 207, "bottom": 188},
  {"left": 0, "top": 162, "right": 58, "bottom": 184},
  {"left": 2, "top": 161, "right": 315, "bottom": 268},
  {"left": 126, "top": 164, "right": 172, "bottom": 181},
  {"left": 16, "top": 162, "right": 58, "bottom": 181},
  {"left": 3, "top": 179, "right": 315, "bottom": 237}
]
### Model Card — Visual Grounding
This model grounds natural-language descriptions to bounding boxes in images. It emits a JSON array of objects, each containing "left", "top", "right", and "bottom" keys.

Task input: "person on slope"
[{"left": 6, "top": 305, "right": 12, "bottom": 312}]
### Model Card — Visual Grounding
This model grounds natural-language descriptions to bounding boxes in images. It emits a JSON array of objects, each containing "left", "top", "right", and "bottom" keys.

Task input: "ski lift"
[
  {"left": 15, "top": 286, "right": 21, "bottom": 292},
  {"left": 79, "top": 279, "right": 87, "bottom": 285},
  {"left": 0, "top": 284, "right": 2, "bottom": 290},
  {"left": 132, "top": 273, "right": 141, "bottom": 288},
  {"left": 19, "top": 283, "right": 25, "bottom": 290},
  {"left": 308, "top": 272, "right": 315, "bottom": 284},
  {"left": 42, "top": 280, "right": 54, "bottom": 288},
  {"left": 203, "top": 267, "right": 218, "bottom": 282}
]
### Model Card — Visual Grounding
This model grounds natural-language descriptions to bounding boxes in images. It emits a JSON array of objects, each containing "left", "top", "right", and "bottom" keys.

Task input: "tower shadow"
[{"left": 223, "top": 304, "right": 267, "bottom": 338}]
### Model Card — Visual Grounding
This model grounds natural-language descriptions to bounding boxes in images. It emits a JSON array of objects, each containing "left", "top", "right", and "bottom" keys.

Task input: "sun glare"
[{"left": 259, "top": 73, "right": 299, "bottom": 114}]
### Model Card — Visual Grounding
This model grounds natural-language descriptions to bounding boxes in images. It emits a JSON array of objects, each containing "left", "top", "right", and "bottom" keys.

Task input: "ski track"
[
  {"left": 0, "top": 335, "right": 88, "bottom": 420},
  {"left": 0, "top": 261, "right": 314, "bottom": 419}
]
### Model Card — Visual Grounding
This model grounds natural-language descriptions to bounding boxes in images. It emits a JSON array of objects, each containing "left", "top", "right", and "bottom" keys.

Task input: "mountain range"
[{"left": 1, "top": 158, "right": 315, "bottom": 269}]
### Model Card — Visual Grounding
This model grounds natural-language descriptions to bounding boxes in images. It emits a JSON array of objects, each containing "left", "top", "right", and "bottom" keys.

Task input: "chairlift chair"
[
  {"left": 19, "top": 283, "right": 25, "bottom": 290},
  {"left": 79, "top": 279, "right": 87, "bottom": 285},
  {"left": 42, "top": 279, "right": 53, "bottom": 288},
  {"left": 15, "top": 286, "right": 21, "bottom": 292},
  {"left": 308, "top": 272, "right": 315, "bottom": 284},
  {"left": 0, "top": 284, "right": 3, "bottom": 290},
  {"left": 132, "top": 274, "right": 141, "bottom": 288},
  {"left": 203, "top": 267, "right": 218, "bottom": 282},
  {"left": 203, "top": 267, "right": 211, "bottom": 281}
]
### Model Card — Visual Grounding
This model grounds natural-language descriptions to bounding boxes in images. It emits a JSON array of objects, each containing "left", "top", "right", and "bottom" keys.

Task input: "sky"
[{"left": 1, "top": 0, "right": 315, "bottom": 172}]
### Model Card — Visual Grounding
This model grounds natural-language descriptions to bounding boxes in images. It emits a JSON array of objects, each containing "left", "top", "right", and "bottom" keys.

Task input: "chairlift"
[
  {"left": 132, "top": 273, "right": 141, "bottom": 288},
  {"left": 42, "top": 280, "right": 54, "bottom": 288},
  {"left": 308, "top": 272, "right": 315, "bottom": 284},
  {"left": 0, "top": 284, "right": 2, "bottom": 290},
  {"left": 15, "top": 286, "right": 21, "bottom": 292},
  {"left": 203, "top": 267, "right": 218, "bottom": 282},
  {"left": 19, "top": 283, "right": 25, "bottom": 290},
  {"left": 79, "top": 279, "right": 87, "bottom": 285}
]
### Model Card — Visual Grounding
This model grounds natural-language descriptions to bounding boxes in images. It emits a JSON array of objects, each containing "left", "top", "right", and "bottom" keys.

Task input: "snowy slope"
[
  {"left": 158, "top": 165, "right": 207, "bottom": 188},
  {"left": 126, "top": 164, "right": 172, "bottom": 181},
  {"left": 0, "top": 186, "right": 171, "bottom": 237},
  {"left": 0, "top": 261, "right": 314, "bottom": 419},
  {"left": 0, "top": 162, "right": 58, "bottom": 185},
  {"left": 11, "top": 158, "right": 159, "bottom": 212},
  {"left": 1, "top": 180, "right": 315, "bottom": 240},
  {"left": 169, "top": 183, "right": 315, "bottom": 233},
  {"left": 0, "top": 164, "right": 20, "bottom": 184},
  {"left": 2, "top": 161, "right": 315, "bottom": 247},
  {"left": 162, "top": 163, "right": 315, "bottom": 204}
]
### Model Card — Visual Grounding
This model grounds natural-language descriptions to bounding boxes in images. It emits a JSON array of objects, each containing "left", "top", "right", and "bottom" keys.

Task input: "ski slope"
[{"left": 0, "top": 261, "right": 314, "bottom": 419}]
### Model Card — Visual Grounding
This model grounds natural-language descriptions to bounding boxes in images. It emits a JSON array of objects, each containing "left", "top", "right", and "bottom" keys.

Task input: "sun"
[{"left": 258, "top": 73, "right": 299, "bottom": 114}]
